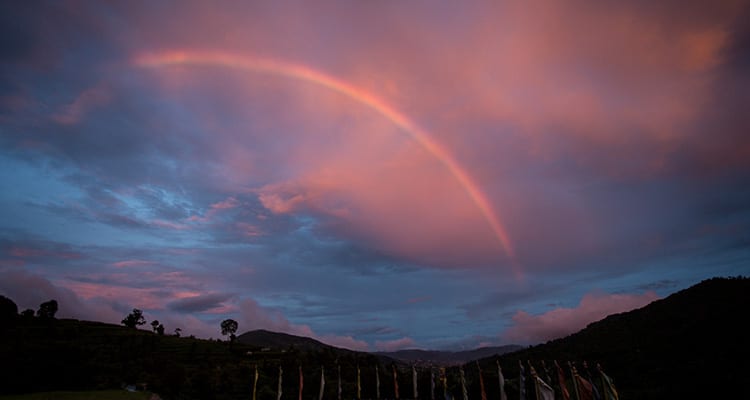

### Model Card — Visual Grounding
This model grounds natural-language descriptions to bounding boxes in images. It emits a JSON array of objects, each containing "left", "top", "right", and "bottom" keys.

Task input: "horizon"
[{"left": 1, "top": 1, "right": 749, "bottom": 352}]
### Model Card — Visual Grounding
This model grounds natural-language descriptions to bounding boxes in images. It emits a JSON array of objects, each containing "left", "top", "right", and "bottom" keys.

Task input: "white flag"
[
  {"left": 535, "top": 376, "right": 555, "bottom": 400},
  {"left": 319, "top": 366, "right": 325, "bottom": 400},
  {"left": 413, "top": 365, "right": 419, "bottom": 399}
]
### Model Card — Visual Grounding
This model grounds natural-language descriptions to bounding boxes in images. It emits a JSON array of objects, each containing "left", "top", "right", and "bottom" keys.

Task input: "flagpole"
[
  {"left": 412, "top": 365, "right": 418, "bottom": 400},
  {"left": 430, "top": 368, "right": 435, "bottom": 400},
  {"left": 477, "top": 361, "right": 487, "bottom": 400},
  {"left": 338, "top": 364, "right": 342, "bottom": 400},
  {"left": 357, "top": 364, "right": 362, "bottom": 400},
  {"left": 299, "top": 365, "right": 304, "bottom": 400},
  {"left": 519, "top": 360, "right": 526, "bottom": 400},
  {"left": 253, "top": 364, "right": 258, "bottom": 400},
  {"left": 497, "top": 360, "right": 507, "bottom": 400},
  {"left": 568, "top": 362, "right": 580, "bottom": 400},
  {"left": 376, "top": 365, "right": 381, "bottom": 400},
  {"left": 319, "top": 365, "right": 325, "bottom": 400},
  {"left": 440, "top": 367, "right": 447, "bottom": 400},
  {"left": 459, "top": 366, "right": 468, "bottom": 400}
]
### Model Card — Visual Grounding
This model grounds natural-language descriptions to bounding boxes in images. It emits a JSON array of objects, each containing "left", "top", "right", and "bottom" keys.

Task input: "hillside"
[
  {"left": 237, "top": 329, "right": 341, "bottom": 352},
  {"left": 0, "top": 318, "right": 384, "bottom": 400},
  {"left": 473, "top": 276, "right": 750, "bottom": 399}
]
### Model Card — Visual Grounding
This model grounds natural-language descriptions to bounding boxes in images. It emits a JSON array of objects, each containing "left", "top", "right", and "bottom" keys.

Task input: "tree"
[
  {"left": 0, "top": 295, "right": 18, "bottom": 322},
  {"left": 156, "top": 324, "right": 165, "bottom": 335},
  {"left": 121, "top": 308, "right": 146, "bottom": 328},
  {"left": 151, "top": 320, "right": 160, "bottom": 333},
  {"left": 174, "top": 328, "right": 182, "bottom": 337},
  {"left": 220, "top": 319, "right": 238, "bottom": 342},
  {"left": 20, "top": 309, "right": 35, "bottom": 318},
  {"left": 36, "top": 299, "right": 58, "bottom": 319}
]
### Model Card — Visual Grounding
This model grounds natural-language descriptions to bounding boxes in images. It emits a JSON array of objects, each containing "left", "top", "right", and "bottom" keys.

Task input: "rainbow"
[{"left": 135, "top": 51, "right": 518, "bottom": 271}]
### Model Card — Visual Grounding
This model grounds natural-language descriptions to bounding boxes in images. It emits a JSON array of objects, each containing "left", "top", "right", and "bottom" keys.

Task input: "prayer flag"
[
  {"left": 319, "top": 366, "right": 325, "bottom": 400},
  {"left": 497, "top": 360, "right": 507, "bottom": 400}
]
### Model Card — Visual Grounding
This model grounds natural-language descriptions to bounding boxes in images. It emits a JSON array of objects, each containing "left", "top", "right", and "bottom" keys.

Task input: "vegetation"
[
  {"left": 36, "top": 300, "right": 58, "bottom": 319},
  {"left": 120, "top": 309, "right": 146, "bottom": 329},
  {"left": 220, "top": 319, "right": 238, "bottom": 342},
  {"left": 0, "top": 295, "right": 17, "bottom": 321}
]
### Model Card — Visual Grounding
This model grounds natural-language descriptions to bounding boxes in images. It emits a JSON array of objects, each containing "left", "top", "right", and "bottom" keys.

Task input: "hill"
[
  {"left": 376, "top": 345, "right": 523, "bottom": 366},
  {"left": 0, "top": 318, "right": 386, "bottom": 400},
  {"left": 237, "top": 329, "right": 340, "bottom": 352},
  {"left": 472, "top": 276, "right": 750, "bottom": 399}
]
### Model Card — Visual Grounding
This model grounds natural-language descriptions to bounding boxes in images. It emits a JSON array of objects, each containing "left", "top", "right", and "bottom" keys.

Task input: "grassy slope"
[
  {"left": 0, "top": 318, "right": 383, "bottom": 400},
  {"left": 0, "top": 390, "right": 150, "bottom": 400}
]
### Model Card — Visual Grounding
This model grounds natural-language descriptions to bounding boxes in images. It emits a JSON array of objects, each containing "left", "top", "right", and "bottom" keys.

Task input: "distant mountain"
[
  {"left": 475, "top": 276, "right": 750, "bottom": 399},
  {"left": 238, "top": 329, "right": 521, "bottom": 366},
  {"left": 376, "top": 345, "right": 523, "bottom": 366}
]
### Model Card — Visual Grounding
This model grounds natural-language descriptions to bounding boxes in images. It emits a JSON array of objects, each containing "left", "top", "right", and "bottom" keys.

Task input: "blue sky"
[{"left": 1, "top": 0, "right": 749, "bottom": 351}]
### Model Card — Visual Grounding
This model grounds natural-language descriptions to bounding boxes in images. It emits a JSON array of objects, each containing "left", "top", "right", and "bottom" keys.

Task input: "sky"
[{"left": 1, "top": 0, "right": 749, "bottom": 351}]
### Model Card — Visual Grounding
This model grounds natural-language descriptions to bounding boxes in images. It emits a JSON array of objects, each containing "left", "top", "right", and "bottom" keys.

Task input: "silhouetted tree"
[
  {"left": 174, "top": 328, "right": 182, "bottom": 337},
  {"left": 36, "top": 299, "right": 58, "bottom": 319},
  {"left": 151, "top": 320, "right": 160, "bottom": 332},
  {"left": 156, "top": 324, "right": 165, "bottom": 335},
  {"left": 121, "top": 308, "right": 146, "bottom": 328},
  {"left": 0, "top": 295, "right": 18, "bottom": 321},
  {"left": 20, "top": 309, "right": 34, "bottom": 318},
  {"left": 220, "top": 319, "right": 238, "bottom": 342}
]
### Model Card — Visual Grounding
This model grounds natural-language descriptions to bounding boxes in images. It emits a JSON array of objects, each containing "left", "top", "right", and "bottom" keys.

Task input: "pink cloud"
[
  {"left": 52, "top": 85, "right": 112, "bottom": 125},
  {"left": 235, "top": 222, "right": 263, "bottom": 237},
  {"left": 111, "top": 259, "right": 155, "bottom": 268},
  {"left": 0, "top": 270, "right": 122, "bottom": 323},
  {"left": 9, "top": 246, "right": 82, "bottom": 260},
  {"left": 63, "top": 280, "right": 167, "bottom": 310},
  {"left": 317, "top": 334, "right": 370, "bottom": 352},
  {"left": 133, "top": 0, "right": 747, "bottom": 274},
  {"left": 375, "top": 337, "right": 418, "bottom": 352},
  {"left": 211, "top": 197, "right": 240, "bottom": 210},
  {"left": 188, "top": 196, "right": 241, "bottom": 223},
  {"left": 503, "top": 290, "right": 660, "bottom": 344},
  {"left": 151, "top": 219, "right": 190, "bottom": 230}
]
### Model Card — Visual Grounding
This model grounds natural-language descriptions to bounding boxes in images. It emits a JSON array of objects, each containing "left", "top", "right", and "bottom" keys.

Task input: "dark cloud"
[
  {"left": 633, "top": 279, "right": 680, "bottom": 292},
  {"left": 167, "top": 293, "right": 233, "bottom": 313}
]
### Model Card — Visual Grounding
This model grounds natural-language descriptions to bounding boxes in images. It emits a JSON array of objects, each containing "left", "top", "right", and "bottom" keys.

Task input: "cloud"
[
  {"left": 52, "top": 85, "right": 112, "bottom": 125},
  {"left": 503, "top": 291, "right": 660, "bottom": 345},
  {"left": 1, "top": 0, "right": 749, "bottom": 351},
  {"left": 237, "top": 298, "right": 369, "bottom": 351},
  {"left": 167, "top": 293, "right": 233, "bottom": 313},
  {"left": 111, "top": 259, "right": 155, "bottom": 268},
  {"left": 317, "top": 334, "right": 369, "bottom": 352},
  {"left": 0, "top": 269, "right": 122, "bottom": 323},
  {"left": 374, "top": 337, "right": 418, "bottom": 352}
]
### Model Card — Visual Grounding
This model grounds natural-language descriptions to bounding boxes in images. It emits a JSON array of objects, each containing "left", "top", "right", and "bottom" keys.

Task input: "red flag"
[
  {"left": 299, "top": 365, "right": 304, "bottom": 400},
  {"left": 477, "top": 362, "right": 487, "bottom": 400},
  {"left": 555, "top": 361, "right": 570, "bottom": 400}
]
